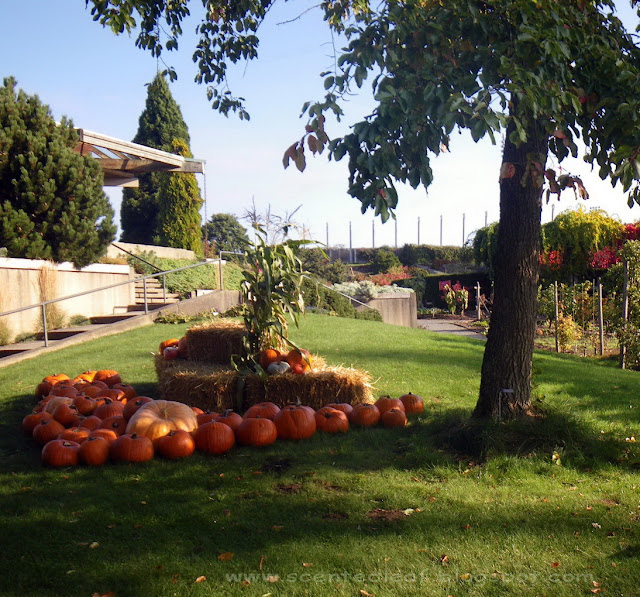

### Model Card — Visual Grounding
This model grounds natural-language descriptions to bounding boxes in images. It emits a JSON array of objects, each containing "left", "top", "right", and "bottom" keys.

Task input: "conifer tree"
[
  {"left": 0, "top": 77, "right": 116, "bottom": 268},
  {"left": 154, "top": 139, "right": 203, "bottom": 253},
  {"left": 120, "top": 73, "right": 190, "bottom": 244}
]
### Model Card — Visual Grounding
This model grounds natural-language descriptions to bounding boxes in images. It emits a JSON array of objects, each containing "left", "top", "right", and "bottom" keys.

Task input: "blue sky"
[{"left": 1, "top": 1, "right": 638, "bottom": 249}]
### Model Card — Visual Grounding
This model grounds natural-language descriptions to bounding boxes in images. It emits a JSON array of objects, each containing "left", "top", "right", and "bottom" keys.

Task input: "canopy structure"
[{"left": 75, "top": 129, "right": 206, "bottom": 187}]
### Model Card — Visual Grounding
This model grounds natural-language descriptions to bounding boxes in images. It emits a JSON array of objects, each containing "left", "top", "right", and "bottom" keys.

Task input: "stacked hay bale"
[{"left": 155, "top": 319, "right": 374, "bottom": 411}]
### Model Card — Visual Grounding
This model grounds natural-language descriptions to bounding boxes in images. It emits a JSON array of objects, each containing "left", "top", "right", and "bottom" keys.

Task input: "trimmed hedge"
[{"left": 301, "top": 278, "right": 383, "bottom": 322}]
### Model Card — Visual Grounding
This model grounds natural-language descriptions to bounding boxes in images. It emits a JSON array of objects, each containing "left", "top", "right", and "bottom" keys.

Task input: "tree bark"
[{"left": 473, "top": 111, "right": 548, "bottom": 419}]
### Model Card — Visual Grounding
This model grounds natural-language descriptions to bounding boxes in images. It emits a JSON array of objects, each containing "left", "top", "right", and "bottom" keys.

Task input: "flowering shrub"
[
  {"left": 442, "top": 282, "right": 469, "bottom": 315},
  {"left": 539, "top": 249, "right": 563, "bottom": 269},
  {"left": 369, "top": 265, "right": 412, "bottom": 286},
  {"left": 591, "top": 245, "right": 620, "bottom": 270}
]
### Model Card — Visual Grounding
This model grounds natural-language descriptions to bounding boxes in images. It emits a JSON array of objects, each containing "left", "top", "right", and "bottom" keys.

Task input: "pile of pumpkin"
[{"left": 23, "top": 370, "right": 424, "bottom": 468}]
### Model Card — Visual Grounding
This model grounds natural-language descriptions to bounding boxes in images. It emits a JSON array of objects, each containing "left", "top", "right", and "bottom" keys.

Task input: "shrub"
[{"left": 371, "top": 248, "right": 401, "bottom": 274}]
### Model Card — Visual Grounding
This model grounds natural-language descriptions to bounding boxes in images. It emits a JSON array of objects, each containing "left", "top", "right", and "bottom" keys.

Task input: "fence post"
[
  {"left": 143, "top": 278, "right": 148, "bottom": 315},
  {"left": 620, "top": 260, "right": 629, "bottom": 369},
  {"left": 476, "top": 282, "right": 481, "bottom": 321},
  {"left": 554, "top": 280, "right": 559, "bottom": 353},
  {"left": 598, "top": 281, "right": 604, "bottom": 356}
]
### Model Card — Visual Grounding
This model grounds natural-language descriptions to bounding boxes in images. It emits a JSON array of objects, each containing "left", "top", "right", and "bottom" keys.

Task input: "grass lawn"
[{"left": 0, "top": 313, "right": 638, "bottom": 597}]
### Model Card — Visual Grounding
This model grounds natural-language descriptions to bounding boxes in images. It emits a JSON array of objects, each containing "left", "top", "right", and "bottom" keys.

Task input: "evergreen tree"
[
  {"left": 120, "top": 73, "right": 190, "bottom": 244},
  {"left": 0, "top": 77, "right": 116, "bottom": 268},
  {"left": 154, "top": 139, "right": 203, "bottom": 253},
  {"left": 203, "top": 213, "right": 250, "bottom": 255}
]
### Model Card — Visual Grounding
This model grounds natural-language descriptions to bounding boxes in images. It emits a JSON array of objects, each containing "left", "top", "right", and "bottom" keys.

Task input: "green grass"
[{"left": 0, "top": 314, "right": 638, "bottom": 597}]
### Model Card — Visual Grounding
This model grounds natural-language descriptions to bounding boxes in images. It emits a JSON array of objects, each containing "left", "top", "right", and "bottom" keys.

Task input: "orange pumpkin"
[
  {"left": 258, "top": 348, "right": 283, "bottom": 370},
  {"left": 93, "top": 369, "right": 121, "bottom": 387},
  {"left": 214, "top": 410, "right": 243, "bottom": 432},
  {"left": 274, "top": 405, "right": 316, "bottom": 440},
  {"left": 110, "top": 433, "right": 154, "bottom": 463},
  {"left": 22, "top": 411, "right": 53, "bottom": 436},
  {"left": 194, "top": 422, "right": 236, "bottom": 455},
  {"left": 78, "top": 436, "right": 110, "bottom": 466},
  {"left": 235, "top": 417, "right": 278, "bottom": 447},
  {"left": 381, "top": 407, "right": 407, "bottom": 428},
  {"left": 41, "top": 439, "right": 80, "bottom": 467},
  {"left": 159, "top": 338, "right": 180, "bottom": 354},
  {"left": 325, "top": 402, "right": 354, "bottom": 416},
  {"left": 285, "top": 348, "right": 312, "bottom": 372},
  {"left": 374, "top": 395, "right": 405, "bottom": 415},
  {"left": 32, "top": 418, "right": 65, "bottom": 446},
  {"left": 399, "top": 392, "right": 424, "bottom": 415},
  {"left": 315, "top": 407, "right": 349, "bottom": 433},
  {"left": 349, "top": 404, "right": 381, "bottom": 427},
  {"left": 244, "top": 401, "right": 280, "bottom": 420},
  {"left": 125, "top": 400, "right": 198, "bottom": 442},
  {"left": 58, "top": 427, "right": 90, "bottom": 444},
  {"left": 157, "top": 429, "right": 196, "bottom": 459},
  {"left": 123, "top": 396, "right": 154, "bottom": 420}
]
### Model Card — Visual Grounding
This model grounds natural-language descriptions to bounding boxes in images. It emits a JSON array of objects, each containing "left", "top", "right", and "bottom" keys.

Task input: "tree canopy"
[
  {"left": 0, "top": 77, "right": 116, "bottom": 268},
  {"left": 203, "top": 213, "right": 250, "bottom": 255},
  {"left": 87, "top": 0, "right": 640, "bottom": 419}
]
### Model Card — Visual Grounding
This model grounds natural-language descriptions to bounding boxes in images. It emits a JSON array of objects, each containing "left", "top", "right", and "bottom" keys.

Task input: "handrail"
[
  {"left": 301, "top": 275, "right": 377, "bottom": 310},
  {"left": 110, "top": 243, "right": 163, "bottom": 273},
  {"left": 0, "top": 259, "right": 218, "bottom": 347}
]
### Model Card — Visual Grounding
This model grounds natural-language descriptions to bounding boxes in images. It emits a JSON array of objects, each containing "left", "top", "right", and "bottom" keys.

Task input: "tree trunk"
[{"left": 473, "top": 111, "right": 548, "bottom": 419}]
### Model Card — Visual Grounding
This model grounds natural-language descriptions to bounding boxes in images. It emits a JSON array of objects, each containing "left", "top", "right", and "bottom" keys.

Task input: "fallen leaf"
[
  {"left": 272, "top": 525, "right": 283, "bottom": 532},
  {"left": 551, "top": 562, "right": 561, "bottom": 568},
  {"left": 266, "top": 575, "right": 279, "bottom": 583},
  {"left": 460, "top": 572, "right": 471, "bottom": 580},
  {"left": 89, "top": 541, "right": 99, "bottom": 549},
  {"left": 66, "top": 570, "right": 75, "bottom": 575},
  {"left": 241, "top": 580, "right": 251, "bottom": 586},
  {"left": 218, "top": 552, "right": 234, "bottom": 561},
  {"left": 440, "top": 554, "right": 449, "bottom": 564},
  {"left": 462, "top": 524, "right": 471, "bottom": 530},
  {"left": 302, "top": 562, "right": 313, "bottom": 568},
  {"left": 140, "top": 501, "right": 147, "bottom": 505},
  {"left": 223, "top": 509, "right": 231, "bottom": 517},
  {"left": 195, "top": 576, "right": 206, "bottom": 583},
  {"left": 592, "top": 522, "right": 602, "bottom": 529},
  {"left": 592, "top": 581, "right": 601, "bottom": 587},
  {"left": 360, "top": 591, "right": 374, "bottom": 597}
]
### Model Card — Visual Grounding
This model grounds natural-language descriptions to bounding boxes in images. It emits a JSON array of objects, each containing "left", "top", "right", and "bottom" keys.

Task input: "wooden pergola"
[{"left": 75, "top": 129, "right": 206, "bottom": 187}]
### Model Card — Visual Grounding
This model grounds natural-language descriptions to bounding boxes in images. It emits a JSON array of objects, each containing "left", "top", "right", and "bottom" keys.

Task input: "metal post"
[
  {"left": 462, "top": 213, "right": 466, "bottom": 246},
  {"left": 598, "top": 281, "right": 605, "bottom": 356},
  {"left": 349, "top": 221, "right": 353, "bottom": 263},
  {"left": 440, "top": 215, "right": 443, "bottom": 246},
  {"left": 161, "top": 274, "right": 167, "bottom": 304},
  {"left": 620, "top": 260, "right": 630, "bottom": 369},
  {"left": 218, "top": 258, "right": 223, "bottom": 291},
  {"left": 554, "top": 280, "right": 559, "bottom": 353},
  {"left": 485, "top": 210, "right": 488, "bottom": 227},
  {"left": 417, "top": 217, "right": 421, "bottom": 245},
  {"left": 476, "top": 282, "right": 481, "bottom": 321},
  {"left": 143, "top": 278, "right": 148, "bottom": 315},
  {"left": 41, "top": 303, "right": 49, "bottom": 347},
  {"left": 372, "top": 220, "right": 375, "bottom": 248},
  {"left": 394, "top": 218, "right": 397, "bottom": 248}
]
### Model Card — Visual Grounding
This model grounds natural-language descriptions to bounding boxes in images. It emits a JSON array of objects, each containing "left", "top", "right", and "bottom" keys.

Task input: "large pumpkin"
[
  {"left": 110, "top": 433, "right": 154, "bottom": 463},
  {"left": 125, "top": 400, "right": 198, "bottom": 442},
  {"left": 41, "top": 439, "right": 80, "bottom": 467},
  {"left": 315, "top": 407, "right": 349, "bottom": 434},
  {"left": 78, "top": 436, "right": 110, "bottom": 466},
  {"left": 235, "top": 417, "right": 278, "bottom": 447}
]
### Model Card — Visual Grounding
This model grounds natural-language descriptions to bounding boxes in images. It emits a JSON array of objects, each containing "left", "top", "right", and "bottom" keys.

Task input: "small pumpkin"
[
  {"left": 196, "top": 411, "right": 220, "bottom": 426},
  {"left": 58, "top": 427, "right": 90, "bottom": 444},
  {"left": 88, "top": 428, "right": 119, "bottom": 445},
  {"left": 48, "top": 384, "right": 79, "bottom": 398},
  {"left": 122, "top": 396, "right": 154, "bottom": 420},
  {"left": 93, "top": 369, "right": 122, "bottom": 387},
  {"left": 259, "top": 348, "right": 283, "bottom": 370},
  {"left": 163, "top": 346, "right": 180, "bottom": 360},
  {"left": 94, "top": 398, "right": 126, "bottom": 420},
  {"left": 375, "top": 395, "right": 405, "bottom": 415},
  {"left": 99, "top": 416, "right": 128, "bottom": 436},
  {"left": 78, "top": 436, "right": 110, "bottom": 466},
  {"left": 381, "top": 407, "right": 407, "bottom": 428},
  {"left": 399, "top": 392, "right": 424, "bottom": 415},
  {"left": 235, "top": 417, "right": 278, "bottom": 447},
  {"left": 22, "top": 411, "right": 53, "bottom": 436},
  {"left": 72, "top": 394, "right": 97, "bottom": 416},
  {"left": 125, "top": 400, "right": 198, "bottom": 442},
  {"left": 159, "top": 338, "right": 180, "bottom": 354},
  {"left": 81, "top": 383, "right": 110, "bottom": 399},
  {"left": 100, "top": 388, "right": 127, "bottom": 403},
  {"left": 177, "top": 336, "right": 189, "bottom": 358},
  {"left": 349, "top": 404, "right": 381, "bottom": 427},
  {"left": 285, "top": 348, "right": 312, "bottom": 372},
  {"left": 274, "top": 405, "right": 316, "bottom": 440},
  {"left": 72, "top": 370, "right": 97, "bottom": 384},
  {"left": 112, "top": 383, "right": 137, "bottom": 401},
  {"left": 214, "top": 409, "right": 244, "bottom": 432},
  {"left": 78, "top": 415, "right": 103, "bottom": 431},
  {"left": 194, "top": 422, "right": 236, "bottom": 455},
  {"left": 244, "top": 401, "right": 281, "bottom": 420},
  {"left": 53, "top": 403, "right": 81, "bottom": 427},
  {"left": 315, "top": 407, "right": 349, "bottom": 433},
  {"left": 110, "top": 433, "right": 154, "bottom": 463},
  {"left": 266, "top": 360, "right": 290, "bottom": 375},
  {"left": 157, "top": 429, "right": 196, "bottom": 459},
  {"left": 41, "top": 439, "right": 80, "bottom": 467},
  {"left": 32, "top": 418, "right": 65, "bottom": 446},
  {"left": 43, "top": 395, "right": 74, "bottom": 415},
  {"left": 325, "top": 402, "right": 354, "bottom": 416}
]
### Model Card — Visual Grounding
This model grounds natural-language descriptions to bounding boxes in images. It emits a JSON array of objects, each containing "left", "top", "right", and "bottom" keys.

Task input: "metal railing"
[
  {"left": 110, "top": 243, "right": 167, "bottom": 304},
  {"left": 0, "top": 260, "right": 218, "bottom": 348}
]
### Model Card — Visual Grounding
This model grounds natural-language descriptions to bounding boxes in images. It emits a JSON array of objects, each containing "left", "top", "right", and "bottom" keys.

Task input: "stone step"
[
  {"left": 34, "top": 325, "right": 97, "bottom": 341},
  {"left": 89, "top": 313, "right": 143, "bottom": 325}
]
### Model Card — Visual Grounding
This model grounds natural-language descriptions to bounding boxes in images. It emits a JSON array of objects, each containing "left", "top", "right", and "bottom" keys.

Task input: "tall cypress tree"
[
  {"left": 120, "top": 73, "right": 190, "bottom": 244},
  {"left": 0, "top": 77, "right": 116, "bottom": 268},
  {"left": 154, "top": 139, "right": 203, "bottom": 253}
]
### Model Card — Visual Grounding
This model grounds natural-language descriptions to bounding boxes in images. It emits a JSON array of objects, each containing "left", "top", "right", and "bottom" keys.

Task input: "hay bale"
[
  {"left": 185, "top": 319, "right": 247, "bottom": 364},
  {"left": 155, "top": 354, "right": 374, "bottom": 412}
]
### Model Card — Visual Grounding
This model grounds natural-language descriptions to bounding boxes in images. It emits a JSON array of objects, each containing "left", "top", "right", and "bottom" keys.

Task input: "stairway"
[{"left": 0, "top": 277, "right": 182, "bottom": 361}]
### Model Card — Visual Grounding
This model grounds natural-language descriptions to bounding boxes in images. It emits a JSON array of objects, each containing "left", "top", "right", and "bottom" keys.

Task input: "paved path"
[{"left": 416, "top": 318, "right": 487, "bottom": 340}]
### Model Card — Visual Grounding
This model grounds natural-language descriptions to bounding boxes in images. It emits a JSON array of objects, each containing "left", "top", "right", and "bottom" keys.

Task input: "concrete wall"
[
  {"left": 106, "top": 242, "right": 197, "bottom": 261},
  {"left": 357, "top": 292, "right": 417, "bottom": 328},
  {"left": 0, "top": 258, "right": 135, "bottom": 342}
]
